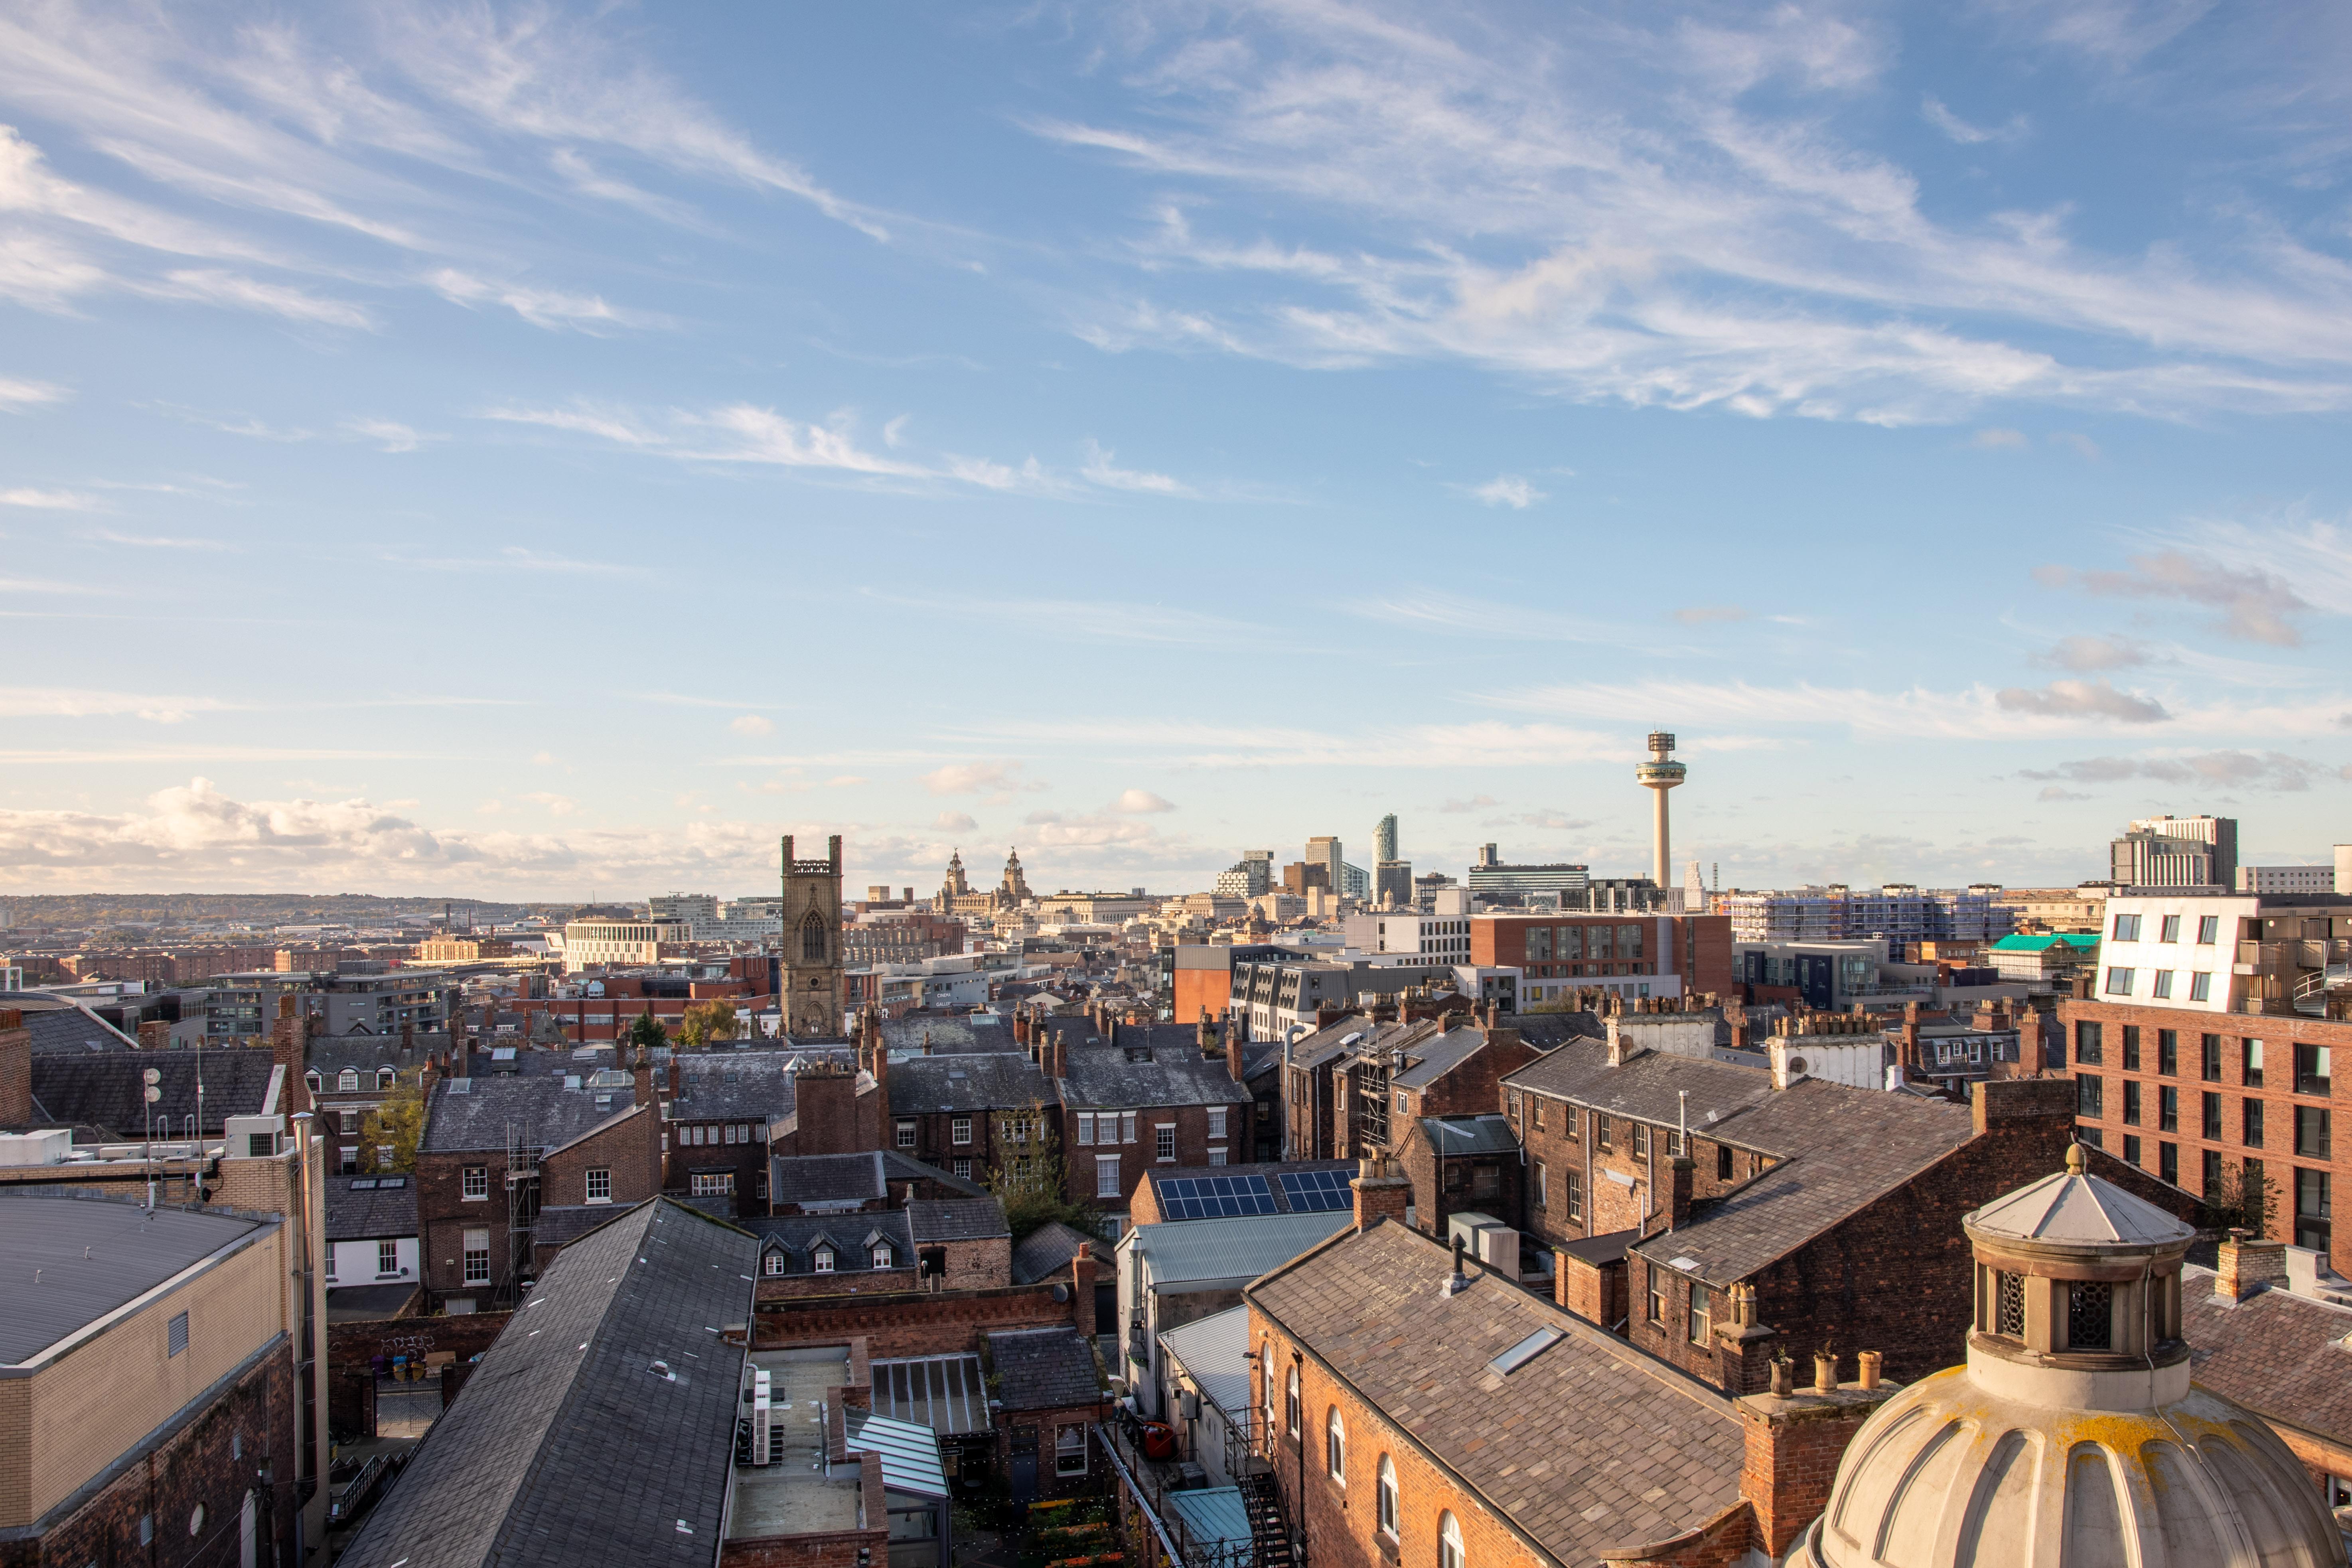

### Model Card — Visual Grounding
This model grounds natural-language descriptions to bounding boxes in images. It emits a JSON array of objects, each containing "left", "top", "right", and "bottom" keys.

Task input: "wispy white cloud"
[
  {"left": 1080, "top": 440, "right": 1192, "bottom": 496},
  {"left": 1466, "top": 474, "right": 1544, "bottom": 508},
  {"left": 0, "top": 375, "right": 70, "bottom": 409},
  {"left": 0, "top": 487, "right": 97, "bottom": 510},
  {"left": 426, "top": 267, "right": 661, "bottom": 332},
  {"left": 80, "top": 527, "right": 232, "bottom": 551},
  {"left": 382, "top": 544, "right": 639, "bottom": 577},
  {"left": 343, "top": 417, "right": 441, "bottom": 453},
  {"left": 1921, "top": 97, "right": 2030, "bottom": 146},
  {"left": 2034, "top": 548, "right": 2309, "bottom": 645},
  {"left": 1040, "top": 5, "right": 2352, "bottom": 423},
  {"left": 139, "top": 269, "right": 374, "bottom": 329},
  {"left": 0, "top": 685, "right": 231, "bottom": 722}
]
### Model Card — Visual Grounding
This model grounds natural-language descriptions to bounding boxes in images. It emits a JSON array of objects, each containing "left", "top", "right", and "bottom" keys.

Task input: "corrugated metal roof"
[
  {"left": 1126, "top": 1211, "right": 1350, "bottom": 1288},
  {"left": 1157, "top": 1303, "right": 1250, "bottom": 1419},
  {"left": 0, "top": 1193, "right": 267, "bottom": 1366},
  {"left": 846, "top": 1412, "right": 948, "bottom": 1497},
  {"left": 1169, "top": 1488, "right": 1252, "bottom": 1552}
]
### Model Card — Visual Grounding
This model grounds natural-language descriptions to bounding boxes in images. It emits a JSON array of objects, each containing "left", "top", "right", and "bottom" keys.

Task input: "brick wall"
[
  {"left": 996, "top": 1401, "right": 1112, "bottom": 1502},
  {"left": 756, "top": 1269, "right": 923, "bottom": 1302},
  {"left": 720, "top": 1450, "right": 887, "bottom": 1568},
  {"left": 0, "top": 1017, "right": 30, "bottom": 1126},
  {"left": 1509, "top": 1091, "right": 1764, "bottom": 1256},
  {"left": 1, "top": 1351, "right": 300, "bottom": 1568},
  {"left": 1396, "top": 1122, "right": 1523, "bottom": 1241},
  {"left": 1062, "top": 1100, "right": 1251, "bottom": 1214},
  {"left": 753, "top": 1282, "right": 1077, "bottom": 1358},
  {"left": 541, "top": 1105, "right": 662, "bottom": 1215},
  {"left": 933, "top": 1236, "right": 1012, "bottom": 1291},
  {"left": 1736, "top": 1385, "right": 1894, "bottom": 1560},
  {"left": 2059, "top": 997, "right": 2351, "bottom": 1276},
  {"left": 324, "top": 1311, "right": 512, "bottom": 1438}
]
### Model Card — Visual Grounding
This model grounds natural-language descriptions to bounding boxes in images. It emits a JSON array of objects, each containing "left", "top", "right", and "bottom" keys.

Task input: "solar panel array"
[
  {"left": 1156, "top": 1174, "right": 1276, "bottom": 1219},
  {"left": 1277, "top": 1168, "right": 1354, "bottom": 1213}
]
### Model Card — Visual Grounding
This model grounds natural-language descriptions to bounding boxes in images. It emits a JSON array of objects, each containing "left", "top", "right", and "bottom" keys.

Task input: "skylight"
[{"left": 1486, "top": 1327, "right": 1562, "bottom": 1377}]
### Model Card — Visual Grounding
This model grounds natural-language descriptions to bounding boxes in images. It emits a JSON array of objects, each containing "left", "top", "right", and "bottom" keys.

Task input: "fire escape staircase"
[{"left": 1226, "top": 1418, "right": 1295, "bottom": 1568}]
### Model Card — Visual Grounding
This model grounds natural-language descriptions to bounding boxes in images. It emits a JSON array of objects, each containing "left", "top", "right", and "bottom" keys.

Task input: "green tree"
[
  {"left": 360, "top": 1077, "right": 426, "bottom": 1174},
  {"left": 623, "top": 1010, "right": 669, "bottom": 1055},
  {"left": 2199, "top": 1157, "right": 2278, "bottom": 1236},
  {"left": 984, "top": 1101, "right": 1104, "bottom": 1241},
  {"left": 675, "top": 999, "right": 742, "bottom": 1050}
]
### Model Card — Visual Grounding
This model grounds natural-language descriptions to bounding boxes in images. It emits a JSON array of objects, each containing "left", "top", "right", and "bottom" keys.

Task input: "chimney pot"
[
  {"left": 1857, "top": 1350, "right": 1881, "bottom": 1390},
  {"left": 1813, "top": 1351, "right": 1838, "bottom": 1395}
]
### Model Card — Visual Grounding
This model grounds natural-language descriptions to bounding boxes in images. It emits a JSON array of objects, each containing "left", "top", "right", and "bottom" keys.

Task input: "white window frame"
[
  {"left": 813, "top": 1245, "right": 835, "bottom": 1273},
  {"left": 953, "top": 1116, "right": 973, "bottom": 1146},
  {"left": 586, "top": 1168, "right": 612, "bottom": 1204},
  {"left": 1077, "top": 1112, "right": 1096, "bottom": 1146},
  {"left": 378, "top": 1239, "right": 400, "bottom": 1276},
  {"left": 1440, "top": 1512, "right": 1464, "bottom": 1568},
  {"left": 1055, "top": 1423, "right": 1088, "bottom": 1477},
  {"left": 462, "top": 1166, "right": 488, "bottom": 1201},
  {"left": 1207, "top": 1107, "right": 1227, "bottom": 1140},
  {"left": 896, "top": 1119, "right": 918, "bottom": 1150},
  {"left": 1326, "top": 1407, "right": 1345, "bottom": 1483},
  {"left": 1208, "top": 1149, "right": 1228, "bottom": 1166},
  {"left": 462, "top": 1229, "right": 490, "bottom": 1285},
  {"left": 1377, "top": 1455, "right": 1398, "bottom": 1536},
  {"left": 872, "top": 1244, "right": 894, "bottom": 1269},
  {"left": 338, "top": 1069, "right": 359, "bottom": 1092},
  {"left": 763, "top": 1250, "right": 787, "bottom": 1276},
  {"left": 1156, "top": 1123, "right": 1176, "bottom": 1163},
  {"left": 1122, "top": 1112, "right": 1138, "bottom": 1144},
  {"left": 1096, "top": 1154, "right": 1123, "bottom": 1199}
]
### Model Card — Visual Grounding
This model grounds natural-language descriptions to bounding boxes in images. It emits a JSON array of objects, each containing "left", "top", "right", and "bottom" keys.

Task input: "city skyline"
[{"left": 5, "top": 2, "right": 2352, "bottom": 896}]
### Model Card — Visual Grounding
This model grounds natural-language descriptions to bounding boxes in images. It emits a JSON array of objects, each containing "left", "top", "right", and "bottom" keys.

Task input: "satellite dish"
[
  {"left": 144, "top": 1086, "right": 162, "bottom": 1103},
  {"left": 142, "top": 1068, "right": 162, "bottom": 1085}
]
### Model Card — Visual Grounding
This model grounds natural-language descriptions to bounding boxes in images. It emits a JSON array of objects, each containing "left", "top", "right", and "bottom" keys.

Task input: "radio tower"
[{"left": 1634, "top": 732, "right": 1686, "bottom": 893}]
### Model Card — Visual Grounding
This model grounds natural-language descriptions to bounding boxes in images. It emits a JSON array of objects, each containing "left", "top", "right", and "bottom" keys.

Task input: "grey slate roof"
[
  {"left": 326, "top": 1175, "right": 418, "bottom": 1242},
  {"left": 908, "top": 1198, "right": 1009, "bottom": 1244},
  {"left": 12, "top": 999, "right": 140, "bottom": 1054},
  {"left": 1249, "top": 1219, "right": 1743, "bottom": 1564},
  {"left": 1509, "top": 1010, "right": 1608, "bottom": 1049},
  {"left": 1504, "top": 1038, "right": 1777, "bottom": 1140},
  {"left": 771, "top": 1151, "right": 887, "bottom": 1207},
  {"left": 879, "top": 1014, "right": 1012, "bottom": 1055},
  {"left": 2181, "top": 1266, "right": 2352, "bottom": 1448},
  {"left": 747, "top": 1212, "right": 916, "bottom": 1274},
  {"left": 1627, "top": 1078, "right": 1976, "bottom": 1286},
  {"left": 420, "top": 1076, "right": 635, "bottom": 1155},
  {"left": 1058, "top": 1044, "right": 1250, "bottom": 1111},
  {"left": 532, "top": 1203, "right": 637, "bottom": 1250},
  {"left": 987, "top": 1327, "right": 1104, "bottom": 1411},
  {"left": 881, "top": 1150, "right": 989, "bottom": 1197},
  {"left": 306, "top": 1035, "right": 437, "bottom": 1080},
  {"left": 30, "top": 1047, "right": 280, "bottom": 1139},
  {"left": 1011, "top": 1220, "right": 1109, "bottom": 1286},
  {"left": 0, "top": 1191, "right": 270, "bottom": 1365},
  {"left": 1390, "top": 1026, "right": 1488, "bottom": 1090},
  {"left": 340, "top": 1200, "right": 754, "bottom": 1568},
  {"left": 888, "top": 1052, "right": 1053, "bottom": 1115},
  {"left": 669, "top": 1048, "right": 853, "bottom": 1122},
  {"left": 1414, "top": 1114, "right": 1520, "bottom": 1157}
]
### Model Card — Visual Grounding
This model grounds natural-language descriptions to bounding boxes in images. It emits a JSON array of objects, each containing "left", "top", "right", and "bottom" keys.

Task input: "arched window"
[
  {"left": 1262, "top": 1345, "right": 1277, "bottom": 1445},
  {"left": 377, "top": 1067, "right": 395, "bottom": 1089},
  {"left": 1439, "top": 1513, "right": 1464, "bottom": 1568},
  {"left": 305, "top": 1070, "right": 322, "bottom": 1093},
  {"left": 1285, "top": 1364, "right": 1300, "bottom": 1436},
  {"left": 800, "top": 910, "right": 827, "bottom": 962},
  {"left": 1377, "top": 1456, "right": 1397, "bottom": 1536},
  {"left": 337, "top": 1069, "right": 359, "bottom": 1091},
  {"left": 1326, "top": 1407, "right": 1345, "bottom": 1482}
]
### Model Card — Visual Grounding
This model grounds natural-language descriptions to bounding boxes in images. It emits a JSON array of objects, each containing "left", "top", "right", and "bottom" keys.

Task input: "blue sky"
[{"left": 4, "top": 0, "right": 2351, "bottom": 899}]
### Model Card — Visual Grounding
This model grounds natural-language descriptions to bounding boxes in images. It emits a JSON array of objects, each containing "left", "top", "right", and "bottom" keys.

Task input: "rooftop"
[
  {"left": 2181, "top": 1264, "right": 2352, "bottom": 1451},
  {"left": 28, "top": 1047, "right": 281, "bottom": 1139},
  {"left": 1124, "top": 1209, "right": 1352, "bottom": 1290},
  {"left": 1156, "top": 1302, "right": 1250, "bottom": 1417},
  {"left": 420, "top": 1075, "right": 637, "bottom": 1154},
  {"left": 1058, "top": 1042, "right": 1251, "bottom": 1110},
  {"left": 1010, "top": 1219, "right": 1110, "bottom": 1286},
  {"left": 340, "top": 1201, "right": 754, "bottom": 1568},
  {"left": 987, "top": 1325, "right": 1105, "bottom": 1410},
  {"left": 325, "top": 1174, "right": 417, "bottom": 1242},
  {"left": 907, "top": 1197, "right": 1008, "bottom": 1243},
  {"left": 887, "top": 1052, "right": 1053, "bottom": 1114},
  {"left": 1248, "top": 1220, "right": 1744, "bottom": 1564},
  {"left": 0, "top": 1192, "right": 269, "bottom": 1366}
]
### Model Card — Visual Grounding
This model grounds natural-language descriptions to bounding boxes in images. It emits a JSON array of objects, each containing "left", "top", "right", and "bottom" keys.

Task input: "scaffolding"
[{"left": 503, "top": 1118, "right": 540, "bottom": 1305}]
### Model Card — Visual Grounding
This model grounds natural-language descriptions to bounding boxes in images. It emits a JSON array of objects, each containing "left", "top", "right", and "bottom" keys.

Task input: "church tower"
[{"left": 779, "top": 834, "right": 844, "bottom": 1037}]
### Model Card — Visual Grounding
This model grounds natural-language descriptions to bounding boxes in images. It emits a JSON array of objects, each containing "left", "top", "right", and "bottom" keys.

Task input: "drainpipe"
[{"left": 1291, "top": 1348, "right": 1307, "bottom": 1568}]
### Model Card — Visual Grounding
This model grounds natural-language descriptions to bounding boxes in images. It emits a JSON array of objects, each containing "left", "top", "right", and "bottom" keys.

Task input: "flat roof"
[{"left": 0, "top": 1193, "right": 267, "bottom": 1365}]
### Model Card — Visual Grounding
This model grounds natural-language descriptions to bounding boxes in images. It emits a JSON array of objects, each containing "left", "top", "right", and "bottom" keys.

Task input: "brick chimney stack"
[
  {"left": 1667, "top": 1152, "right": 1696, "bottom": 1231},
  {"left": 2216, "top": 1229, "right": 2289, "bottom": 1302},
  {"left": 1047, "top": 1027, "right": 1066, "bottom": 1082},
  {"left": 633, "top": 1044, "right": 656, "bottom": 1109},
  {"left": 1735, "top": 1361, "right": 1900, "bottom": 1560},
  {"left": 1070, "top": 1252, "right": 1098, "bottom": 1339},
  {"left": 270, "top": 994, "right": 312, "bottom": 1114},
  {"left": 1350, "top": 1155, "right": 1411, "bottom": 1233},
  {"left": 138, "top": 1020, "right": 169, "bottom": 1051},
  {"left": 1900, "top": 1002, "right": 1921, "bottom": 1071},
  {"left": 1226, "top": 1017, "right": 1247, "bottom": 1083},
  {"left": 1197, "top": 1008, "right": 1216, "bottom": 1057}
]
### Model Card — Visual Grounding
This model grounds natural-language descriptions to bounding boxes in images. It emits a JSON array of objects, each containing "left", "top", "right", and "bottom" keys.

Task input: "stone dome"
[{"left": 1791, "top": 1147, "right": 2348, "bottom": 1568}]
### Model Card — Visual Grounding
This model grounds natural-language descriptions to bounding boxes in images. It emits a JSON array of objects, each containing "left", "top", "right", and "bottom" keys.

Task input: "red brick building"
[
  {"left": 2062, "top": 996, "right": 2350, "bottom": 1276},
  {"left": 1472, "top": 911, "right": 1735, "bottom": 1007},
  {"left": 1501, "top": 1018, "right": 2198, "bottom": 1394}
]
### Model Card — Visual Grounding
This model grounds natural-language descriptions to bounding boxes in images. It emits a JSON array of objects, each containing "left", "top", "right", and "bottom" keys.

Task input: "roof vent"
[{"left": 448, "top": 1080, "right": 472, "bottom": 1095}]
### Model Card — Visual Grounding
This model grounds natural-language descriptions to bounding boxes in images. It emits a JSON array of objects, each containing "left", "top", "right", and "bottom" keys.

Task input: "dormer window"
[
  {"left": 813, "top": 1246, "right": 835, "bottom": 1273},
  {"left": 338, "top": 1069, "right": 359, "bottom": 1091},
  {"left": 763, "top": 1249, "right": 787, "bottom": 1276},
  {"left": 872, "top": 1244, "right": 894, "bottom": 1269},
  {"left": 377, "top": 1067, "right": 395, "bottom": 1089},
  {"left": 305, "top": 1070, "right": 322, "bottom": 1093}
]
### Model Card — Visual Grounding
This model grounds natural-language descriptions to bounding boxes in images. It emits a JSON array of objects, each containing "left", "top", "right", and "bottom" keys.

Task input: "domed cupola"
[{"left": 1790, "top": 1145, "right": 2348, "bottom": 1566}]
